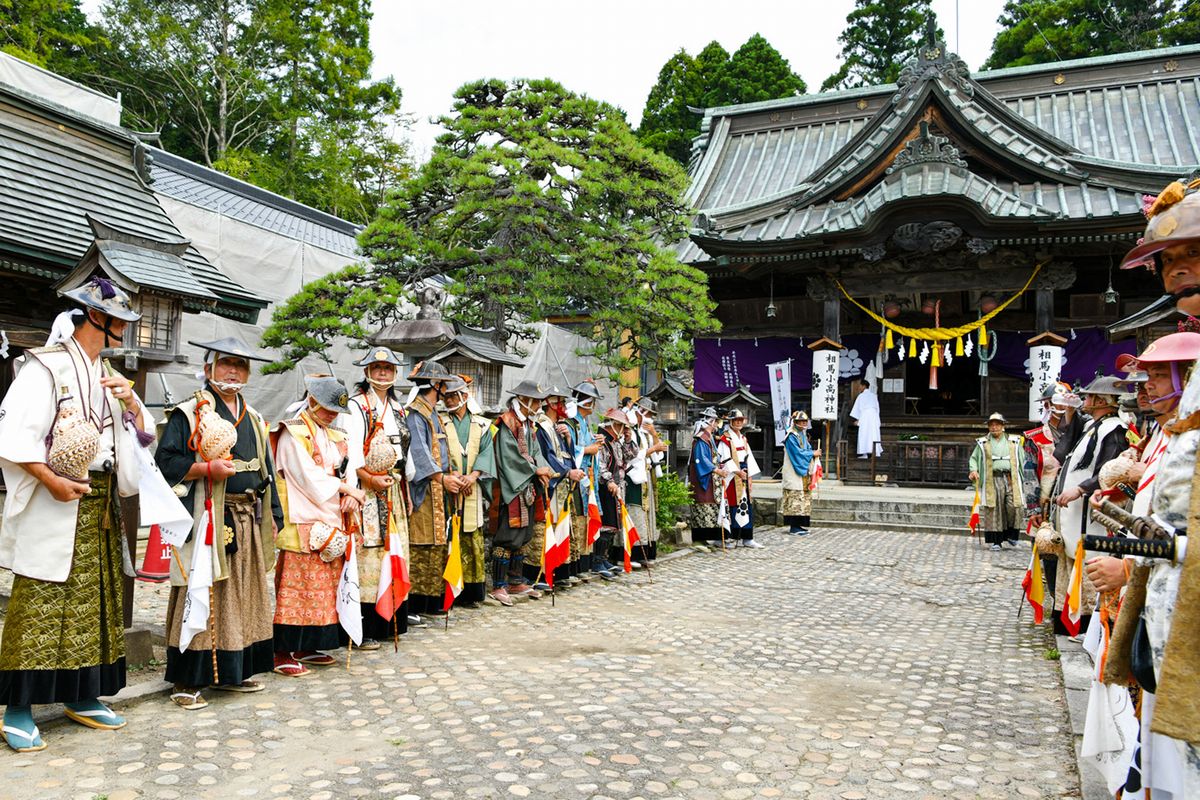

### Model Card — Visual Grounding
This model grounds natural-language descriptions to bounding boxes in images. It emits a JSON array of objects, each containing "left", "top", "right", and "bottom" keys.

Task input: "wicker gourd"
[
  {"left": 308, "top": 521, "right": 349, "bottom": 562},
  {"left": 1098, "top": 455, "right": 1144, "bottom": 494},
  {"left": 1033, "top": 521, "right": 1065, "bottom": 557},
  {"left": 363, "top": 433, "right": 397, "bottom": 474},
  {"left": 197, "top": 405, "right": 238, "bottom": 461},
  {"left": 47, "top": 393, "right": 99, "bottom": 481}
]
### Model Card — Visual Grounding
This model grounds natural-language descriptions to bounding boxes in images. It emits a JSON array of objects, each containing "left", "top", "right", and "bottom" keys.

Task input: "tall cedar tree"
[
  {"left": 86, "top": 0, "right": 407, "bottom": 223},
  {"left": 265, "top": 78, "right": 719, "bottom": 379},
  {"left": 712, "top": 34, "right": 806, "bottom": 105},
  {"left": 638, "top": 36, "right": 805, "bottom": 165},
  {"left": 637, "top": 49, "right": 703, "bottom": 166},
  {"left": 822, "top": 1, "right": 940, "bottom": 91},
  {"left": 983, "top": 0, "right": 1192, "bottom": 69},
  {"left": 0, "top": 0, "right": 102, "bottom": 74}
]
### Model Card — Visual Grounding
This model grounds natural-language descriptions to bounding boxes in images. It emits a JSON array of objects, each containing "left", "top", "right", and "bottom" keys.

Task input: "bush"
[{"left": 655, "top": 471, "right": 693, "bottom": 531}]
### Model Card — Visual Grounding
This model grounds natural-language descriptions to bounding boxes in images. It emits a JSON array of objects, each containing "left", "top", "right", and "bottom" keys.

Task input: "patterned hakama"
[
  {"left": 273, "top": 550, "right": 344, "bottom": 651},
  {"left": 0, "top": 475, "right": 125, "bottom": 705}
]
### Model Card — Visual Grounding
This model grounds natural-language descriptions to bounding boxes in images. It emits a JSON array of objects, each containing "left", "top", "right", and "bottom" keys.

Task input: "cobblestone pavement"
[{"left": 0, "top": 527, "right": 1078, "bottom": 800}]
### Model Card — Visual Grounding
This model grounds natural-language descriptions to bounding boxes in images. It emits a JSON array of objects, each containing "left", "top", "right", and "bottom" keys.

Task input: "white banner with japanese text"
[{"left": 766, "top": 359, "right": 791, "bottom": 446}]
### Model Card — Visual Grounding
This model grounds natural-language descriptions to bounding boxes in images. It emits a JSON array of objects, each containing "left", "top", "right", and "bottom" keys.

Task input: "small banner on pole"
[
  {"left": 811, "top": 350, "right": 839, "bottom": 421},
  {"left": 766, "top": 359, "right": 792, "bottom": 446}
]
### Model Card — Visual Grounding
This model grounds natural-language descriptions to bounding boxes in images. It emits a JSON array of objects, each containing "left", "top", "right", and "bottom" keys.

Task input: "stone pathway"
[{"left": 0, "top": 527, "right": 1078, "bottom": 800}]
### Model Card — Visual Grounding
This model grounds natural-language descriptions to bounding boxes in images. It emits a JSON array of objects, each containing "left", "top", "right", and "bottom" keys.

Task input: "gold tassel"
[
  {"left": 909, "top": 337, "right": 918, "bottom": 357},
  {"left": 931, "top": 345, "right": 942, "bottom": 367},
  {"left": 885, "top": 329, "right": 894, "bottom": 350},
  {"left": 978, "top": 325, "right": 988, "bottom": 348},
  {"left": 955, "top": 336, "right": 964, "bottom": 356}
]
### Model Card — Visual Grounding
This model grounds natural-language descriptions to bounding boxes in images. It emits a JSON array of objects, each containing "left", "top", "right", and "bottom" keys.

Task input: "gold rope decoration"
[{"left": 836, "top": 260, "right": 1047, "bottom": 346}]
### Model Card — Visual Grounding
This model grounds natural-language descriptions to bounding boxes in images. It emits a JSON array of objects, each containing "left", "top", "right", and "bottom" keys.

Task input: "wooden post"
[{"left": 823, "top": 297, "right": 840, "bottom": 342}]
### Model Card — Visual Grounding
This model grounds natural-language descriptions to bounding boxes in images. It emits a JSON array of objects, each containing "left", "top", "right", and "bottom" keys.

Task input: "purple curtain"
[
  {"left": 693, "top": 334, "right": 882, "bottom": 393},
  {"left": 985, "top": 328, "right": 1135, "bottom": 385},
  {"left": 693, "top": 328, "right": 1133, "bottom": 394}
]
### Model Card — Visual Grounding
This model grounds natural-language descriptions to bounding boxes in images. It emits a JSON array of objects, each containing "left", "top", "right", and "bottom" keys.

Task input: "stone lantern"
[{"left": 645, "top": 374, "right": 702, "bottom": 470}]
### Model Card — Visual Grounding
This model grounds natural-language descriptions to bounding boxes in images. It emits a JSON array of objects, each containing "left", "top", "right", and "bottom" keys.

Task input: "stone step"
[
  {"left": 811, "top": 506, "right": 969, "bottom": 525},
  {"left": 811, "top": 519, "right": 973, "bottom": 536},
  {"left": 811, "top": 502, "right": 969, "bottom": 519}
]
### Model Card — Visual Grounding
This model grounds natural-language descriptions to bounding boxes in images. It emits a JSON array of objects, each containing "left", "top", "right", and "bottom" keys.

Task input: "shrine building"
[{"left": 678, "top": 32, "right": 1200, "bottom": 483}]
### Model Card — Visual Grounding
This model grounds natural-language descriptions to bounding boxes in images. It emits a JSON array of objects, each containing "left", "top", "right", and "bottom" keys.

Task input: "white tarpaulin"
[
  {"left": 500, "top": 321, "right": 620, "bottom": 411},
  {"left": 147, "top": 197, "right": 363, "bottom": 422}
]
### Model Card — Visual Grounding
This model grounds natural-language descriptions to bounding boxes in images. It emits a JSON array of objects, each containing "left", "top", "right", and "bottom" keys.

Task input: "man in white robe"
[{"left": 849, "top": 379, "right": 882, "bottom": 458}]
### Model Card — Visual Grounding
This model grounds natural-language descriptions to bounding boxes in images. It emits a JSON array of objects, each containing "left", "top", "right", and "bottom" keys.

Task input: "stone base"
[{"left": 124, "top": 626, "right": 155, "bottom": 668}]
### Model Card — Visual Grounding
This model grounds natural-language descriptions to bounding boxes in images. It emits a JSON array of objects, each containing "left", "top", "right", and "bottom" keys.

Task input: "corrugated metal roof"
[
  {"left": 1004, "top": 79, "right": 1200, "bottom": 166},
  {"left": 97, "top": 239, "right": 216, "bottom": 300},
  {"left": 150, "top": 149, "right": 361, "bottom": 257},
  {"left": 0, "top": 89, "right": 265, "bottom": 316},
  {"left": 687, "top": 44, "right": 1200, "bottom": 223},
  {"left": 700, "top": 165, "right": 1145, "bottom": 245}
]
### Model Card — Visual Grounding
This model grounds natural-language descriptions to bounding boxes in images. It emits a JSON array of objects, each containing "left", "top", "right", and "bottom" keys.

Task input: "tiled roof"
[
  {"left": 96, "top": 239, "right": 217, "bottom": 301},
  {"left": 697, "top": 165, "right": 1145, "bottom": 248},
  {"left": 683, "top": 43, "right": 1200, "bottom": 257},
  {"left": 0, "top": 79, "right": 266, "bottom": 319},
  {"left": 150, "top": 148, "right": 361, "bottom": 257}
]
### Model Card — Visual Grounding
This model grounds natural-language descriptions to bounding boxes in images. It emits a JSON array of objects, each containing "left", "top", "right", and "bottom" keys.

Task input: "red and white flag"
[
  {"left": 586, "top": 479, "right": 602, "bottom": 546},
  {"left": 619, "top": 501, "right": 640, "bottom": 573},
  {"left": 375, "top": 529, "right": 411, "bottom": 623},
  {"left": 543, "top": 498, "right": 571, "bottom": 588}
]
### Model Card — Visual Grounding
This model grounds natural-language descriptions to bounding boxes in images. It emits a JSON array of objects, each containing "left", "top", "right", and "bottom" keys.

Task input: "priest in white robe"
[{"left": 849, "top": 379, "right": 882, "bottom": 458}]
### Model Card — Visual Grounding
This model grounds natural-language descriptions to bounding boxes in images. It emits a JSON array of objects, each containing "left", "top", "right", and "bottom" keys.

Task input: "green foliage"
[
  {"left": 1044, "top": 647, "right": 1061, "bottom": 660},
  {"left": 259, "top": 264, "right": 405, "bottom": 374},
  {"left": 983, "top": 0, "right": 1191, "bottom": 69},
  {"left": 654, "top": 471, "right": 693, "bottom": 532},
  {"left": 0, "top": 0, "right": 104, "bottom": 74},
  {"left": 637, "top": 36, "right": 804, "bottom": 165},
  {"left": 822, "top": 1, "right": 940, "bottom": 91},
  {"left": 712, "top": 34, "right": 807, "bottom": 105},
  {"left": 338, "top": 78, "right": 717, "bottom": 381},
  {"left": 83, "top": 0, "right": 408, "bottom": 223},
  {"left": 637, "top": 49, "right": 704, "bottom": 165}
]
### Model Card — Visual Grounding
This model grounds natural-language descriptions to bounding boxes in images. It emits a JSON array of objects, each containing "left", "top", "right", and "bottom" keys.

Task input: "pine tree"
[
  {"left": 267, "top": 78, "right": 720, "bottom": 379},
  {"left": 822, "top": 0, "right": 940, "bottom": 91}
]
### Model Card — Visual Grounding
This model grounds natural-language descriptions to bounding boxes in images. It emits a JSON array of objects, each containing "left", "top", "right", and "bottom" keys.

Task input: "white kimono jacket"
[{"left": 0, "top": 339, "right": 149, "bottom": 582}]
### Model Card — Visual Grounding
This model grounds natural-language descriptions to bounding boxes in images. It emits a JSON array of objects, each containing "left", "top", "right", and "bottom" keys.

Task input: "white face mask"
[
  {"left": 443, "top": 394, "right": 467, "bottom": 413},
  {"left": 367, "top": 377, "right": 394, "bottom": 390},
  {"left": 210, "top": 379, "right": 246, "bottom": 394}
]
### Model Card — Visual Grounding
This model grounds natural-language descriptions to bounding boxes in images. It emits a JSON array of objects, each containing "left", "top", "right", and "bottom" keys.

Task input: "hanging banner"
[
  {"left": 811, "top": 350, "right": 839, "bottom": 421},
  {"left": 766, "top": 359, "right": 792, "bottom": 446},
  {"left": 1028, "top": 344, "right": 1064, "bottom": 421}
]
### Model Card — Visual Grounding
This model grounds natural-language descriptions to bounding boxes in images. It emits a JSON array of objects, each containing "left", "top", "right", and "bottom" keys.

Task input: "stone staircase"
[{"left": 752, "top": 480, "right": 975, "bottom": 536}]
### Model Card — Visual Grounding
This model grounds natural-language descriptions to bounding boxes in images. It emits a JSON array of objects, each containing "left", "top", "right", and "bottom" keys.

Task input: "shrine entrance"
[{"left": 899, "top": 351, "right": 981, "bottom": 418}]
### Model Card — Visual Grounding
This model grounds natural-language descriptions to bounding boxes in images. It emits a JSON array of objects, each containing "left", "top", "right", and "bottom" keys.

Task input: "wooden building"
[{"left": 680, "top": 33, "right": 1200, "bottom": 483}]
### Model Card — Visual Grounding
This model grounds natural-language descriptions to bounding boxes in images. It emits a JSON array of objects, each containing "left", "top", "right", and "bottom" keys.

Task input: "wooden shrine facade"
[{"left": 680, "top": 31, "right": 1200, "bottom": 476}]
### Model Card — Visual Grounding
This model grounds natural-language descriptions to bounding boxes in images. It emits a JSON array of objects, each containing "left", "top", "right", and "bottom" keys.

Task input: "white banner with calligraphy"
[
  {"left": 1028, "top": 344, "right": 1064, "bottom": 421},
  {"left": 766, "top": 359, "right": 791, "bottom": 446},
  {"left": 812, "top": 350, "right": 839, "bottom": 421}
]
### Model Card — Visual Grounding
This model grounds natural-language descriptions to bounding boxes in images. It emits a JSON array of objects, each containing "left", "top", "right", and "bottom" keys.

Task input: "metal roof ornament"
[
  {"left": 893, "top": 19, "right": 973, "bottom": 103},
  {"left": 887, "top": 121, "right": 967, "bottom": 174}
]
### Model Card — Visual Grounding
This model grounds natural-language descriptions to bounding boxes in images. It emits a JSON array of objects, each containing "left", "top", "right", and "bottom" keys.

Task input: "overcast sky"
[
  {"left": 373, "top": 1, "right": 1008, "bottom": 159},
  {"left": 82, "top": 1, "right": 1009, "bottom": 160}
]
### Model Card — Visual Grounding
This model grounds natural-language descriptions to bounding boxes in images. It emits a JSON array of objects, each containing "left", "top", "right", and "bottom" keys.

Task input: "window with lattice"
[
  {"left": 441, "top": 357, "right": 503, "bottom": 407},
  {"left": 128, "top": 294, "right": 180, "bottom": 354}
]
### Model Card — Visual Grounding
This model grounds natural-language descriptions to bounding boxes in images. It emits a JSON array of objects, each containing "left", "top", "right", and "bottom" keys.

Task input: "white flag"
[
  {"left": 177, "top": 510, "right": 214, "bottom": 651},
  {"left": 766, "top": 360, "right": 792, "bottom": 447},
  {"left": 128, "top": 432, "right": 192, "bottom": 547},
  {"left": 336, "top": 536, "right": 363, "bottom": 646}
]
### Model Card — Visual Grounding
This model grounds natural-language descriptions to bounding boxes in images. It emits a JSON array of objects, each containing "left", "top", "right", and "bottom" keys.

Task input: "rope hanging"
[{"left": 835, "top": 260, "right": 1047, "bottom": 344}]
